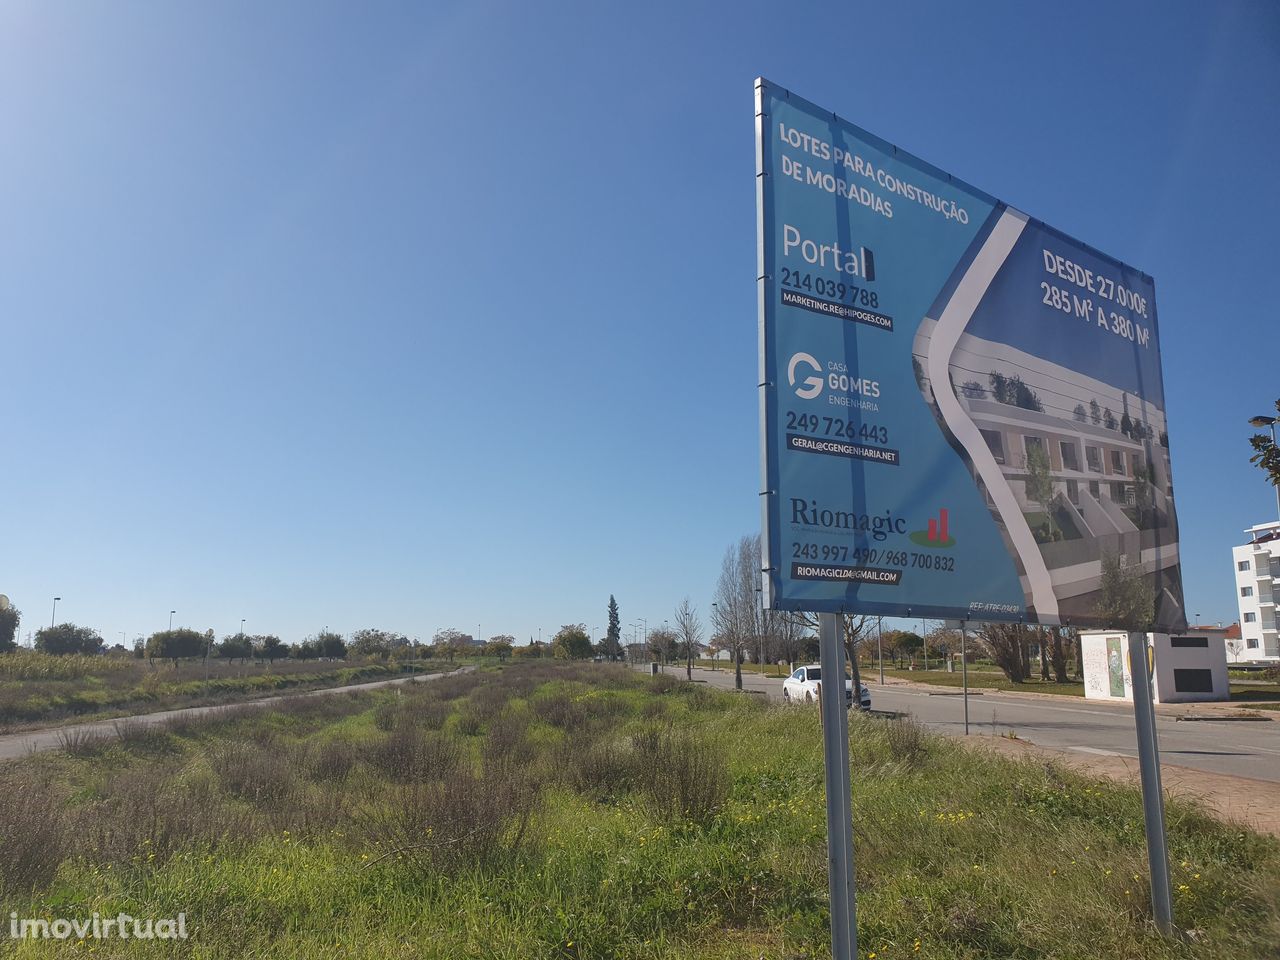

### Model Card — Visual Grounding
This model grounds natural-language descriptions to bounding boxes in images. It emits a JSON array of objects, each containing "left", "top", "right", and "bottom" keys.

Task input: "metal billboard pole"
[
  {"left": 961, "top": 621, "right": 970, "bottom": 736},
  {"left": 1127, "top": 631, "right": 1173, "bottom": 934},
  {"left": 818, "top": 612, "right": 857, "bottom": 959}
]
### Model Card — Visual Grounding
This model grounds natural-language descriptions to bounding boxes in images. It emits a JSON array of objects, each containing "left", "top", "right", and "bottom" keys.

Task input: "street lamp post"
[
  {"left": 711, "top": 602, "right": 718, "bottom": 670},
  {"left": 51, "top": 597, "right": 60, "bottom": 629},
  {"left": 1248, "top": 415, "right": 1280, "bottom": 523},
  {"left": 169, "top": 610, "right": 176, "bottom": 631}
]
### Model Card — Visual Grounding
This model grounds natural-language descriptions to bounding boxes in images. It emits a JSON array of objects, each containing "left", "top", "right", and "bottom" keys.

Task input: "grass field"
[
  {"left": 0, "top": 650, "right": 453, "bottom": 729},
  {"left": 2, "top": 661, "right": 1277, "bottom": 957}
]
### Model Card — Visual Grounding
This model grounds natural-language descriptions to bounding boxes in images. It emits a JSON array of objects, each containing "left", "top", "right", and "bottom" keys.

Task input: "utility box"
[{"left": 1080, "top": 631, "right": 1229, "bottom": 704}]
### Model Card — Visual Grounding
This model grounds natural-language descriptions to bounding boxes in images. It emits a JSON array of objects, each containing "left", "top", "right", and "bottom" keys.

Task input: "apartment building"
[
  {"left": 913, "top": 320, "right": 1184, "bottom": 628},
  {"left": 1232, "top": 520, "right": 1280, "bottom": 660}
]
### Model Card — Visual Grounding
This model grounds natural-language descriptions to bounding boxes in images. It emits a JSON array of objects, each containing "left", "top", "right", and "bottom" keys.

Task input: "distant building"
[{"left": 1232, "top": 521, "right": 1280, "bottom": 660}]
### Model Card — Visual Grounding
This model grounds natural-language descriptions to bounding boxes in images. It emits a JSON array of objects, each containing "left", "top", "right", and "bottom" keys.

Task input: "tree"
[
  {"left": 256, "top": 635, "right": 288, "bottom": 663},
  {"left": 315, "top": 630, "right": 347, "bottom": 659},
  {"left": 646, "top": 626, "right": 678, "bottom": 664},
  {"left": 515, "top": 639, "right": 546, "bottom": 659},
  {"left": 767, "top": 610, "right": 810, "bottom": 675},
  {"left": 350, "top": 628, "right": 409, "bottom": 660},
  {"left": 988, "top": 371, "right": 1043, "bottom": 412},
  {"left": 712, "top": 534, "right": 762, "bottom": 690},
  {"left": 430, "top": 628, "right": 471, "bottom": 662},
  {"left": 604, "top": 596, "right": 622, "bottom": 661},
  {"left": 36, "top": 623, "right": 103, "bottom": 656},
  {"left": 0, "top": 605, "right": 20, "bottom": 653},
  {"left": 145, "top": 628, "right": 205, "bottom": 668},
  {"left": 1073, "top": 403, "right": 1087, "bottom": 423},
  {"left": 1048, "top": 626, "right": 1072, "bottom": 683},
  {"left": 1103, "top": 407, "right": 1118, "bottom": 430},
  {"left": 551, "top": 624, "right": 592, "bottom": 660},
  {"left": 485, "top": 635, "right": 514, "bottom": 661},
  {"left": 296, "top": 639, "right": 321, "bottom": 659},
  {"left": 1249, "top": 400, "right": 1280, "bottom": 489},
  {"left": 674, "top": 597, "right": 703, "bottom": 680},
  {"left": 217, "top": 633, "right": 253, "bottom": 663},
  {"left": 1120, "top": 412, "right": 1133, "bottom": 438},
  {"left": 961, "top": 380, "right": 987, "bottom": 400},
  {"left": 1097, "top": 552, "right": 1155, "bottom": 630},
  {"left": 887, "top": 630, "right": 922, "bottom": 669},
  {"left": 1089, "top": 398, "right": 1101, "bottom": 425},
  {"left": 975, "top": 622, "right": 1030, "bottom": 682},
  {"left": 1024, "top": 442, "right": 1058, "bottom": 541}
]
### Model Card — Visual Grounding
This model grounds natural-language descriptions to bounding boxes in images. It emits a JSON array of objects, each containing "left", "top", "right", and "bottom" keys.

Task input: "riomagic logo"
[{"left": 909, "top": 508, "right": 956, "bottom": 548}]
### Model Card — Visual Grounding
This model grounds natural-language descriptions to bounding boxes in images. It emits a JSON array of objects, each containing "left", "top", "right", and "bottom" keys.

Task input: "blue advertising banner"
[{"left": 757, "top": 79, "right": 1184, "bottom": 631}]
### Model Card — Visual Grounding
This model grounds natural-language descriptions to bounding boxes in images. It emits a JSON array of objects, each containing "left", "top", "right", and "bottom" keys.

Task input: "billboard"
[{"left": 757, "top": 79, "right": 1184, "bottom": 631}]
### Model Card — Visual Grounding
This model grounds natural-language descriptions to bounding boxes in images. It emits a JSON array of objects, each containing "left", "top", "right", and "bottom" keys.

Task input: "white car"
[{"left": 782, "top": 664, "right": 871, "bottom": 710}]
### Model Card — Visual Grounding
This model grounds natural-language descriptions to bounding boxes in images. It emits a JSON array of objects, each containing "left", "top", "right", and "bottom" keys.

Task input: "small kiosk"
[{"left": 1080, "top": 631, "right": 1229, "bottom": 704}]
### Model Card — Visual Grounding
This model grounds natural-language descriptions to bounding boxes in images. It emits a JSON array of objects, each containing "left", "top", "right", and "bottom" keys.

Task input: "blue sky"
[{"left": 2, "top": 0, "right": 1276, "bottom": 645}]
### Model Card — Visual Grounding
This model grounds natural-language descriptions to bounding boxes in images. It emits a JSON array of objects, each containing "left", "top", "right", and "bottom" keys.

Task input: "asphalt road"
[
  {"left": 0, "top": 665, "right": 473, "bottom": 762},
  {"left": 674, "top": 664, "right": 1280, "bottom": 784}
]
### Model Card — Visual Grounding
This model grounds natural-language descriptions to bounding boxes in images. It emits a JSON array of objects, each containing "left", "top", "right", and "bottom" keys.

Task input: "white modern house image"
[
  {"left": 914, "top": 320, "right": 1184, "bottom": 627},
  {"left": 1232, "top": 520, "right": 1280, "bottom": 660}
]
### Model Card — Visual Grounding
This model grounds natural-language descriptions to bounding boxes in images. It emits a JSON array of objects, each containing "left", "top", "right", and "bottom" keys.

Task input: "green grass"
[
  {"left": 876, "top": 667, "right": 1087, "bottom": 697},
  {"left": 1230, "top": 683, "right": 1280, "bottom": 710},
  {"left": 1, "top": 662, "right": 1276, "bottom": 958}
]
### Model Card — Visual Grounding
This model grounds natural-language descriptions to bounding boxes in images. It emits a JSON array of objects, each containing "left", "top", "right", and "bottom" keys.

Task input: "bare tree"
[
  {"left": 712, "top": 535, "right": 762, "bottom": 690},
  {"left": 765, "top": 609, "right": 809, "bottom": 674},
  {"left": 674, "top": 597, "right": 703, "bottom": 681},
  {"left": 647, "top": 626, "right": 679, "bottom": 665},
  {"left": 975, "top": 622, "right": 1030, "bottom": 682}
]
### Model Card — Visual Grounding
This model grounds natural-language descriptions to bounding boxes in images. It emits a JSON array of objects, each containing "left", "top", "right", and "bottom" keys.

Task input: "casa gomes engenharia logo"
[
  {"left": 786, "top": 352, "right": 880, "bottom": 402},
  {"left": 787, "top": 352, "right": 823, "bottom": 399},
  {"left": 909, "top": 508, "right": 956, "bottom": 548}
]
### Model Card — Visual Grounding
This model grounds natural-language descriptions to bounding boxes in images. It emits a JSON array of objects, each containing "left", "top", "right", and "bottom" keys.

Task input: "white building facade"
[{"left": 1232, "top": 520, "right": 1280, "bottom": 661}]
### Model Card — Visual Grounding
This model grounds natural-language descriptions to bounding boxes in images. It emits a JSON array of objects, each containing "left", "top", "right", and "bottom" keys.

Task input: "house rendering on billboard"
[{"left": 912, "top": 321, "right": 1182, "bottom": 628}]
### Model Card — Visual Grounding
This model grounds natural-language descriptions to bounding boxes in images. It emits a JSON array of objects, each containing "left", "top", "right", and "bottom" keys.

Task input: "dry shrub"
[
  {"left": 400, "top": 696, "right": 450, "bottom": 731},
  {"left": 306, "top": 739, "right": 359, "bottom": 783},
  {"left": 455, "top": 703, "right": 485, "bottom": 736},
  {"left": 113, "top": 719, "right": 175, "bottom": 752},
  {"left": 209, "top": 741, "right": 297, "bottom": 803},
  {"left": 530, "top": 692, "right": 585, "bottom": 729},
  {"left": 428, "top": 674, "right": 472, "bottom": 701},
  {"left": 882, "top": 716, "right": 929, "bottom": 769},
  {"left": 372, "top": 701, "right": 400, "bottom": 732},
  {"left": 640, "top": 698, "right": 668, "bottom": 719},
  {"left": 482, "top": 710, "right": 532, "bottom": 775},
  {"left": 55, "top": 726, "right": 111, "bottom": 757},
  {"left": 76, "top": 762, "right": 253, "bottom": 865},
  {"left": 649, "top": 673, "right": 681, "bottom": 695},
  {"left": 563, "top": 736, "right": 636, "bottom": 802},
  {"left": 276, "top": 692, "right": 366, "bottom": 725},
  {"left": 0, "top": 772, "right": 70, "bottom": 893},
  {"left": 632, "top": 727, "right": 729, "bottom": 822},
  {"left": 368, "top": 727, "right": 462, "bottom": 783},
  {"left": 358, "top": 767, "right": 540, "bottom": 874}
]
